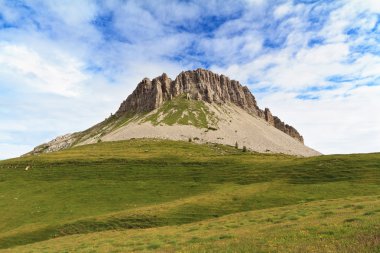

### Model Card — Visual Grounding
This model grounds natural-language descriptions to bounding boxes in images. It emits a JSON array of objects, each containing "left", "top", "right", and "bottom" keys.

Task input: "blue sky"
[{"left": 0, "top": 0, "right": 380, "bottom": 159}]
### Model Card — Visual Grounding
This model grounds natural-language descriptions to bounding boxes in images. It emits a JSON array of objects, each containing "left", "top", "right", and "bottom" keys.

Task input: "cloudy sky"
[{"left": 0, "top": 0, "right": 379, "bottom": 159}]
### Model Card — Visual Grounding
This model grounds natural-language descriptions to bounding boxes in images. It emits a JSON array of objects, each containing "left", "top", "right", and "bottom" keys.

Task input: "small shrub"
[
  {"left": 188, "top": 137, "right": 192, "bottom": 142},
  {"left": 146, "top": 243, "right": 161, "bottom": 249},
  {"left": 242, "top": 146, "right": 247, "bottom": 152},
  {"left": 188, "top": 236, "right": 201, "bottom": 243},
  {"left": 235, "top": 142, "right": 238, "bottom": 149},
  {"left": 97, "top": 139, "right": 102, "bottom": 143},
  {"left": 344, "top": 218, "right": 361, "bottom": 223},
  {"left": 219, "top": 234, "right": 233, "bottom": 240}
]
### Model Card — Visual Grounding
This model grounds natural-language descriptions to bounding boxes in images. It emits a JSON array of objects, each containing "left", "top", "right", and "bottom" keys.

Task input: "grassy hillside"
[
  {"left": 143, "top": 96, "right": 218, "bottom": 128},
  {"left": 0, "top": 139, "right": 379, "bottom": 252}
]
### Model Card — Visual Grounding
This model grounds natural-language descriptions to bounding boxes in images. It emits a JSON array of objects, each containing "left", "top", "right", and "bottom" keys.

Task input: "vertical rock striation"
[{"left": 116, "top": 69, "right": 304, "bottom": 143}]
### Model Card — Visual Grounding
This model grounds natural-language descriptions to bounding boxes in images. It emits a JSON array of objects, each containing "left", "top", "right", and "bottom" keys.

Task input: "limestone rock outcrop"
[
  {"left": 116, "top": 68, "right": 304, "bottom": 143},
  {"left": 27, "top": 133, "right": 76, "bottom": 155}
]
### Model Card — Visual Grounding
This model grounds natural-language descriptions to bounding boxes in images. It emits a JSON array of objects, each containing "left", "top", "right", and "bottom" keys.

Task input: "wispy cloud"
[
  {"left": 0, "top": 42, "right": 87, "bottom": 96},
  {"left": 0, "top": 0, "right": 379, "bottom": 159}
]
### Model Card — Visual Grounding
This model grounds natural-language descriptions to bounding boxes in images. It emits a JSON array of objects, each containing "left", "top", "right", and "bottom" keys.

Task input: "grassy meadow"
[{"left": 0, "top": 139, "right": 379, "bottom": 252}]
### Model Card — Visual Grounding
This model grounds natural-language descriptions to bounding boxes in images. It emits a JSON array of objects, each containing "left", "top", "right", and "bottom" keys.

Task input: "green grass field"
[{"left": 0, "top": 139, "right": 379, "bottom": 252}]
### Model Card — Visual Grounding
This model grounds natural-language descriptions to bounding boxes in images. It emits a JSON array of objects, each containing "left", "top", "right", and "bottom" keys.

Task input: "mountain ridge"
[{"left": 116, "top": 68, "right": 304, "bottom": 143}]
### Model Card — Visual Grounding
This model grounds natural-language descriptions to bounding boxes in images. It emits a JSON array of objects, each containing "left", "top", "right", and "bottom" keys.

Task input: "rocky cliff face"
[
  {"left": 264, "top": 108, "right": 304, "bottom": 143},
  {"left": 116, "top": 68, "right": 304, "bottom": 143}
]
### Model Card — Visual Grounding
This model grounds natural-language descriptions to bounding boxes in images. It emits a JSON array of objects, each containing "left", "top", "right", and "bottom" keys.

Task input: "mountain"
[{"left": 27, "top": 69, "right": 320, "bottom": 157}]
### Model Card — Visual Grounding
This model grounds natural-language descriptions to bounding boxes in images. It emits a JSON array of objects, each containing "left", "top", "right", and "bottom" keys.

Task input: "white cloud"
[
  {"left": 261, "top": 85, "right": 380, "bottom": 154},
  {"left": 43, "top": 0, "right": 98, "bottom": 26},
  {"left": 0, "top": 43, "right": 87, "bottom": 97},
  {"left": 244, "top": 0, "right": 265, "bottom": 6},
  {"left": 0, "top": 121, "right": 27, "bottom": 132},
  {"left": 274, "top": 3, "right": 292, "bottom": 19},
  {"left": 0, "top": 133, "right": 12, "bottom": 142},
  {"left": 353, "top": 0, "right": 380, "bottom": 12}
]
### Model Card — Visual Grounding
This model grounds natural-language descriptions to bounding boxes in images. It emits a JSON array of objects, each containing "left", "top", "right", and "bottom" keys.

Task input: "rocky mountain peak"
[{"left": 116, "top": 69, "right": 304, "bottom": 143}]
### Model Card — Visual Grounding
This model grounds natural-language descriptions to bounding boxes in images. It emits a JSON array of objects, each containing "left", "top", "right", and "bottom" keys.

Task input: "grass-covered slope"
[
  {"left": 143, "top": 95, "right": 218, "bottom": 128},
  {"left": 0, "top": 140, "right": 379, "bottom": 252},
  {"left": 28, "top": 96, "right": 220, "bottom": 155}
]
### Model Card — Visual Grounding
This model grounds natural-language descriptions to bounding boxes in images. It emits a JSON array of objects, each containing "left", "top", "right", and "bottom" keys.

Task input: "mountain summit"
[
  {"left": 117, "top": 69, "right": 303, "bottom": 143},
  {"left": 28, "top": 69, "right": 320, "bottom": 156}
]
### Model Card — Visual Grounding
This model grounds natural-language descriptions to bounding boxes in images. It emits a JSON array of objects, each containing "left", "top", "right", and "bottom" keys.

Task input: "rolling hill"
[{"left": 0, "top": 139, "right": 379, "bottom": 252}]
